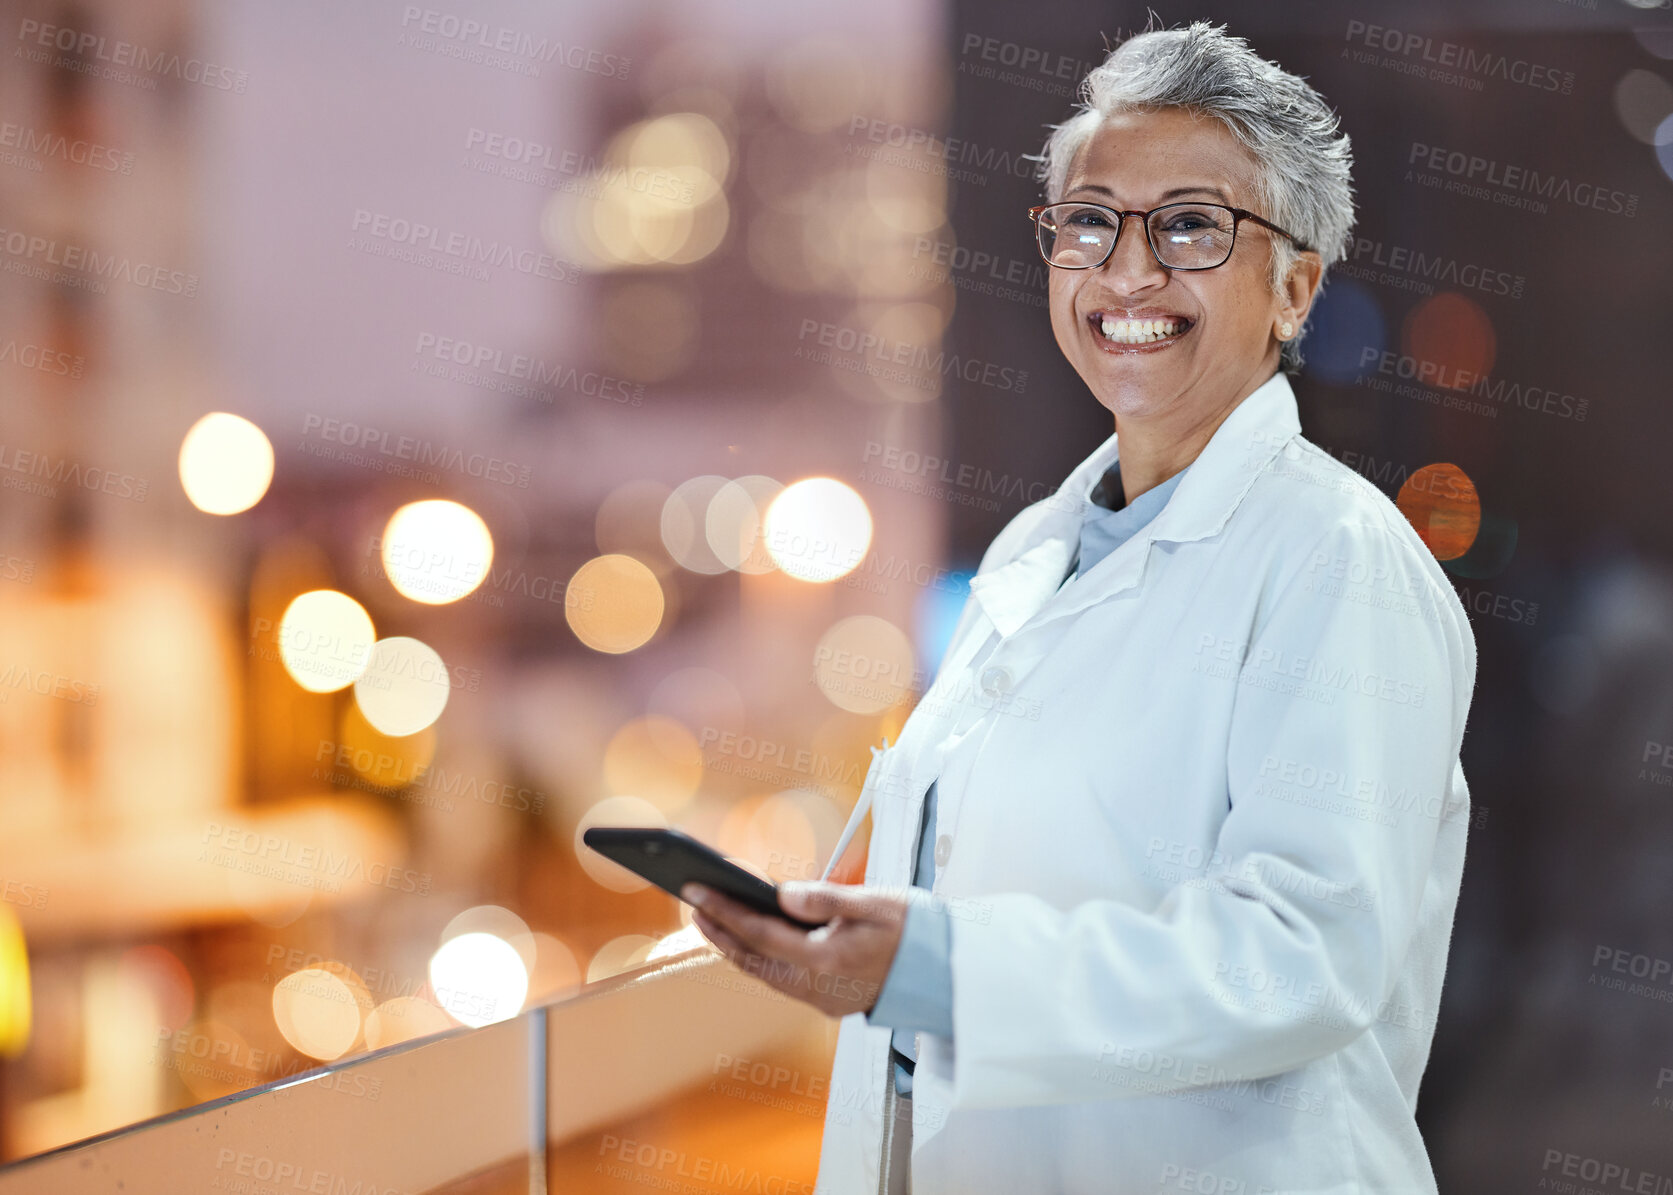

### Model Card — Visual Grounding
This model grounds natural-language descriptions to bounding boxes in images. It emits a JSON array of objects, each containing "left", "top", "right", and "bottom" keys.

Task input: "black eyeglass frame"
[{"left": 1026, "top": 201, "right": 1314, "bottom": 271}]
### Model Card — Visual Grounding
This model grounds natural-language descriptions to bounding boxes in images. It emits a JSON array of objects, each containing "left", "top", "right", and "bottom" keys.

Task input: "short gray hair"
[{"left": 1036, "top": 21, "right": 1355, "bottom": 374}]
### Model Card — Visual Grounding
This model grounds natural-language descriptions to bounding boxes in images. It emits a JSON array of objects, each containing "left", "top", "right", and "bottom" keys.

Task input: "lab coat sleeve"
[{"left": 945, "top": 516, "right": 1476, "bottom": 1109}]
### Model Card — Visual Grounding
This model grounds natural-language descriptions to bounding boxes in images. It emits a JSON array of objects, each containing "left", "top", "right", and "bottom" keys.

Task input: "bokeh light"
[
  {"left": 813, "top": 615, "right": 915, "bottom": 714},
  {"left": 722, "top": 789, "right": 837, "bottom": 884},
  {"left": 428, "top": 933, "right": 528, "bottom": 1028},
  {"left": 440, "top": 906, "right": 537, "bottom": 976},
  {"left": 335, "top": 701, "right": 437, "bottom": 790},
  {"left": 707, "top": 475, "right": 784, "bottom": 573},
  {"left": 380, "top": 499, "right": 494, "bottom": 605},
  {"left": 763, "top": 478, "right": 873, "bottom": 582},
  {"left": 544, "top": 111, "right": 732, "bottom": 269},
  {"left": 661, "top": 476, "right": 731, "bottom": 574},
  {"left": 1402, "top": 293, "right": 1496, "bottom": 386},
  {"left": 1441, "top": 511, "right": 1521, "bottom": 580},
  {"left": 1302, "top": 278, "right": 1387, "bottom": 386},
  {"left": 178, "top": 412, "right": 275, "bottom": 515},
  {"left": 575, "top": 795, "right": 668, "bottom": 891},
  {"left": 271, "top": 968, "right": 365, "bottom": 1061},
  {"left": 1614, "top": 69, "right": 1673, "bottom": 145},
  {"left": 363, "top": 997, "right": 454, "bottom": 1050},
  {"left": 1396, "top": 464, "right": 1482, "bottom": 561},
  {"left": 0, "top": 908, "right": 30, "bottom": 1057},
  {"left": 353, "top": 636, "right": 451, "bottom": 736},
  {"left": 118, "top": 945, "right": 195, "bottom": 1032},
  {"left": 603, "top": 716, "right": 705, "bottom": 814},
  {"left": 586, "top": 934, "right": 659, "bottom": 983},
  {"left": 278, "top": 590, "right": 376, "bottom": 694},
  {"left": 565, "top": 554, "right": 666, "bottom": 653},
  {"left": 525, "top": 933, "right": 584, "bottom": 1005}
]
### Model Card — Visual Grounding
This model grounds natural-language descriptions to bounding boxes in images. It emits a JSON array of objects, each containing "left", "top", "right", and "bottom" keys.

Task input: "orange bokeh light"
[
  {"left": 1402, "top": 293, "right": 1496, "bottom": 387},
  {"left": 1397, "top": 464, "right": 1481, "bottom": 561}
]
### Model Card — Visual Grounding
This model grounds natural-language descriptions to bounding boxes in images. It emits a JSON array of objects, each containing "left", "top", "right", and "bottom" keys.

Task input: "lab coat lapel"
[{"left": 970, "top": 371, "right": 1303, "bottom": 636}]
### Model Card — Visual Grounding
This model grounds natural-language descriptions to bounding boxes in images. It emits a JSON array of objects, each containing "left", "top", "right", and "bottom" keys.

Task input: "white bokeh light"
[
  {"left": 428, "top": 933, "right": 529, "bottom": 1028},
  {"left": 762, "top": 478, "right": 873, "bottom": 582}
]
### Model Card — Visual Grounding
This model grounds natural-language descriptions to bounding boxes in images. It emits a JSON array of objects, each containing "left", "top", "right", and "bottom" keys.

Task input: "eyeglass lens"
[{"left": 1036, "top": 203, "right": 1237, "bottom": 269}]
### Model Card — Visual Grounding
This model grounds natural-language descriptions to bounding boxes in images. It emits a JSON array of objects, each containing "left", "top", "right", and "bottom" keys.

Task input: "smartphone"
[{"left": 581, "top": 827, "right": 829, "bottom": 930}]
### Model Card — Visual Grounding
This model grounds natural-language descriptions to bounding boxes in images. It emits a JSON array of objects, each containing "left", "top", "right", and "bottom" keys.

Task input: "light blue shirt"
[{"left": 865, "top": 460, "right": 1190, "bottom": 1095}]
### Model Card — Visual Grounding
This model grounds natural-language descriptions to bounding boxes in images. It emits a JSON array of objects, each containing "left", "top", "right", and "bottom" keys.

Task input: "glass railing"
[{"left": 0, "top": 943, "right": 837, "bottom": 1194}]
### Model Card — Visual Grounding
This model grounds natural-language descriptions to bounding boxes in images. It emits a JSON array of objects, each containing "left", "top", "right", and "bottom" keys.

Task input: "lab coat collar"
[{"left": 967, "top": 370, "right": 1301, "bottom": 637}]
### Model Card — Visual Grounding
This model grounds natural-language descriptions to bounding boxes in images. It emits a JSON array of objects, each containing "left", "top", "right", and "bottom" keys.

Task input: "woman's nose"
[{"left": 1099, "top": 214, "right": 1169, "bottom": 290}]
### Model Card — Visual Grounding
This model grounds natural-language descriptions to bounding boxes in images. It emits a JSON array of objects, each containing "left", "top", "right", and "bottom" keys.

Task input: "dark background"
[{"left": 941, "top": 1, "right": 1673, "bottom": 1187}]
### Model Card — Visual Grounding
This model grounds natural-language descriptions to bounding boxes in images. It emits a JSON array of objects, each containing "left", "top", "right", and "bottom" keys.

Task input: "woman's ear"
[{"left": 1276, "top": 250, "right": 1324, "bottom": 341}]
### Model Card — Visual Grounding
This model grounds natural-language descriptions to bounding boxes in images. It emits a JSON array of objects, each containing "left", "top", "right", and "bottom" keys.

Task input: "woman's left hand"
[{"left": 681, "top": 880, "right": 909, "bottom": 1017}]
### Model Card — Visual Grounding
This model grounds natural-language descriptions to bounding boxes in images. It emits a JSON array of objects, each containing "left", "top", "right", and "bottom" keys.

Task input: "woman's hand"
[{"left": 681, "top": 880, "right": 909, "bottom": 1017}]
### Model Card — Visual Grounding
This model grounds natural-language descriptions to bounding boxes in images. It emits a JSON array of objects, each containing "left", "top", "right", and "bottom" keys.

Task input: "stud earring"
[{"left": 1280, "top": 322, "right": 1294, "bottom": 339}]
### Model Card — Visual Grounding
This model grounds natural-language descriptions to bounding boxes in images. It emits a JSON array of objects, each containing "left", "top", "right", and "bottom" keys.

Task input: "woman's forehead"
[{"left": 1065, "top": 109, "right": 1256, "bottom": 206}]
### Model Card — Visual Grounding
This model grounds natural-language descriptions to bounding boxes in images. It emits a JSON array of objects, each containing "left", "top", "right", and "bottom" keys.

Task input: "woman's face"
[{"left": 1047, "top": 107, "right": 1320, "bottom": 428}]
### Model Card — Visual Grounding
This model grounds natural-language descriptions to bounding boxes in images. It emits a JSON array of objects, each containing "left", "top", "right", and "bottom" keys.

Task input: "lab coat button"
[
  {"left": 980, "top": 666, "right": 1012, "bottom": 696},
  {"left": 934, "top": 835, "right": 952, "bottom": 866}
]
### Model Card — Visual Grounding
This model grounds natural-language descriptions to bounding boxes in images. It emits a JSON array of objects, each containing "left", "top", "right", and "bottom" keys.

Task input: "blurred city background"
[{"left": 0, "top": 0, "right": 1670, "bottom": 1189}]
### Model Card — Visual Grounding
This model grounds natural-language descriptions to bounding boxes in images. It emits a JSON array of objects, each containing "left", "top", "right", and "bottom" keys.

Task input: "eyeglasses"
[{"left": 1027, "top": 201, "right": 1311, "bottom": 271}]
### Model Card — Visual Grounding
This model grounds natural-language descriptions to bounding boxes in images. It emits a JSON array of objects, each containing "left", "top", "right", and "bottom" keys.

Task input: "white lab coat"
[{"left": 813, "top": 370, "right": 1477, "bottom": 1195}]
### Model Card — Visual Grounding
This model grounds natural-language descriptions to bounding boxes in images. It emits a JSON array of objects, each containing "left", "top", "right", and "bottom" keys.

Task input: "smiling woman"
[{"left": 686, "top": 20, "right": 1477, "bottom": 1195}]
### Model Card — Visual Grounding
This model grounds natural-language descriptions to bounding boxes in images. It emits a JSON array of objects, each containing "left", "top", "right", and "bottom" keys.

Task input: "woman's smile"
[{"left": 1085, "top": 308, "right": 1196, "bottom": 351}]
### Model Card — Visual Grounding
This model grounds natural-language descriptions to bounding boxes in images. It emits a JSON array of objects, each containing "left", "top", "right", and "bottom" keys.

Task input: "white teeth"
[{"left": 1098, "top": 317, "right": 1187, "bottom": 344}]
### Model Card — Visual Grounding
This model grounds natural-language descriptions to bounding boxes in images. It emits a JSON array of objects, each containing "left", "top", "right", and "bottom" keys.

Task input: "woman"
[{"left": 684, "top": 21, "right": 1476, "bottom": 1195}]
